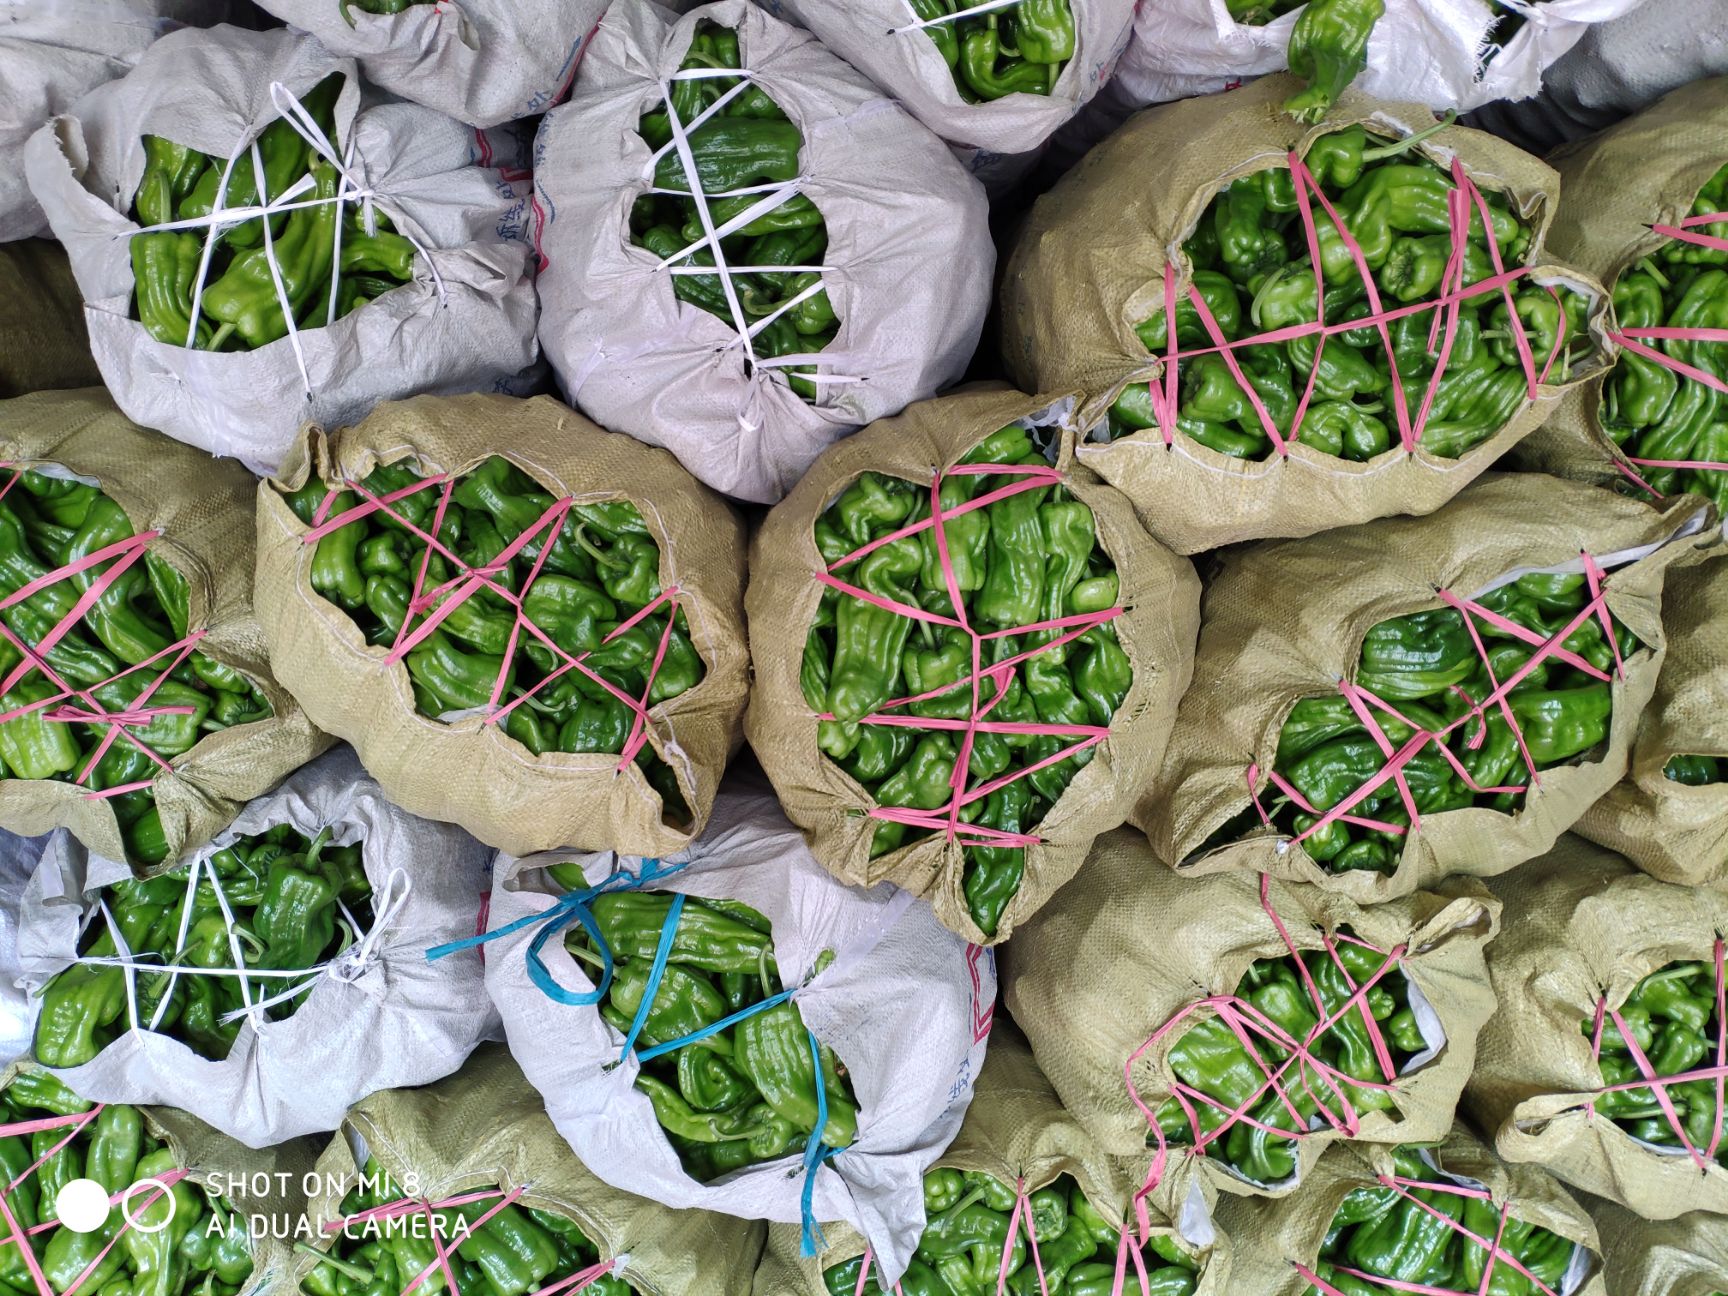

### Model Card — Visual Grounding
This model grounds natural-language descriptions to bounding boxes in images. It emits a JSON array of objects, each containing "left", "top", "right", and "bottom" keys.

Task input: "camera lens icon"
[{"left": 56, "top": 1178, "right": 177, "bottom": 1235}]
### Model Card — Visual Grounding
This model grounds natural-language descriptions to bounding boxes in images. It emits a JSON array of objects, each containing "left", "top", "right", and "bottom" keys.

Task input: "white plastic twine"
[
  {"left": 120, "top": 79, "right": 448, "bottom": 396},
  {"left": 887, "top": 0, "right": 1033, "bottom": 37},
  {"left": 68, "top": 845, "right": 408, "bottom": 1042},
  {"left": 641, "top": 49, "right": 862, "bottom": 407}
]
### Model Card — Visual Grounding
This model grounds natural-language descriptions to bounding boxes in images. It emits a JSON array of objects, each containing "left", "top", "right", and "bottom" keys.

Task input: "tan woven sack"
[
  {"left": 1517, "top": 76, "right": 1728, "bottom": 498},
  {"left": 1592, "top": 1199, "right": 1728, "bottom": 1296},
  {"left": 292, "top": 1044, "right": 763, "bottom": 1296},
  {"left": 752, "top": 1022, "right": 1231, "bottom": 1294},
  {"left": 0, "top": 241, "right": 100, "bottom": 399},
  {"left": 0, "top": 388, "right": 328, "bottom": 869},
  {"left": 1000, "top": 74, "right": 1610, "bottom": 556},
  {"left": 1212, "top": 1123, "right": 1605, "bottom": 1296},
  {"left": 1575, "top": 549, "right": 1728, "bottom": 883},
  {"left": 0, "top": 1060, "right": 312, "bottom": 1296},
  {"left": 745, "top": 387, "right": 1200, "bottom": 945},
  {"left": 1139, "top": 472, "right": 1712, "bottom": 905},
  {"left": 1000, "top": 827, "right": 1500, "bottom": 1215},
  {"left": 1465, "top": 835, "right": 1728, "bottom": 1220},
  {"left": 254, "top": 392, "right": 748, "bottom": 858}
]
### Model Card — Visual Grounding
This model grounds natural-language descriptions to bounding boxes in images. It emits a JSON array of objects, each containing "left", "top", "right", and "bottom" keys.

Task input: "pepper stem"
[
  {"left": 1249, "top": 266, "right": 1292, "bottom": 332},
  {"left": 1636, "top": 256, "right": 1672, "bottom": 290},
  {"left": 231, "top": 924, "right": 266, "bottom": 963},
  {"left": 757, "top": 944, "right": 776, "bottom": 1000},
  {"left": 303, "top": 827, "right": 334, "bottom": 869},
  {"left": 294, "top": 1244, "right": 375, "bottom": 1282},
  {"left": 931, "top": 1187, "right": 986, "bottom": 1232},
  {"left": 209, "top": 322, "right": 236, "bottom": 351},
  {"left": 573, "top": 525, "right": 628, "bottom": 571},
  {"left": 1361, "top": 111, "right": 1459, "bottom": 163},
  {"left": 565, "top": 941, "right": 606, "bottom": 971}
]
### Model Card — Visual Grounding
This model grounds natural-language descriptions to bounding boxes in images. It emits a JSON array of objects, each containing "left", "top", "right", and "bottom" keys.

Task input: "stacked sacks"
[
  {"left": 1004, "top": 81, "right": 1610, "bottom": 554},
  {"left": 254, "top": 393, "right": 748, "bottom": 859},
  {"left": 0, "top": 390, "right": 326, "bottom": 868},
  {"left": 1466, "top": 836, "right": 1728, "bottom": 1220},
  {"left": 17, "top": 748, "right": 498, "bottom": 1146},
  {"left": 1141, "top": 475, "right": 1708, "bottom": 902},
  {"left": 746, "top": 388, "right": 1199, "bottom": 944},
  {"left": 24, "top": 25, "right": 539, "bottom": 473},
  {"left": 534, "top": 0, "right": 992, "bottom": 504},
  {"left": 1517, "top": 76, "right": 1728, "bottom": 513},
  {"left": 292, "top": 1044, "right": 764, "bottom": 1296},
  {"left": 477, "top": 783, "right": 992, "bottom": 1279},
  {"left": 1002, "top": 829, "right": 1500, "bottom": 1211}
]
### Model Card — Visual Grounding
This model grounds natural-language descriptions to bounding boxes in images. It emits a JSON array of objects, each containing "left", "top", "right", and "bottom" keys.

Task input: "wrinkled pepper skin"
[{"left": 1282, "top": 0, "right": 1387, "bottom": 124}]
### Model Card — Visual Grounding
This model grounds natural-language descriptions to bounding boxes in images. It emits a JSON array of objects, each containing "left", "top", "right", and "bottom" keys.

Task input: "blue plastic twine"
[
  {"left": 427, "top": 856, "right": 841, "bottom": 1252},
  {"left": 799, "top": 1026, "right": 840, "bottom": 1258},
  {"left": 617, "top": 892, "right": 684, "bottom": 1059},
  {"left": 425, "top": 857, "right": 687, "bottom": 1007}
]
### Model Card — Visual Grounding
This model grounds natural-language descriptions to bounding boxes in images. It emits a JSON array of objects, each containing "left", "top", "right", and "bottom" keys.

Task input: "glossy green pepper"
[{"left": 1283, "top": 0, "right": 1387, "bottom": 124}]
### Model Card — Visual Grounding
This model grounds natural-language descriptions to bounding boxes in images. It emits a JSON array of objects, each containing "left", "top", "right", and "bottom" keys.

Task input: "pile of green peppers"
[
  {"left": 0, "top": 469, "right": 273, "bottom": 866},
  {"left": 285, "top": 456, "right": 702, "bottom": 825},
  {"left": 1112, "top": 120, "right": 1594, "bottom": 461},
  {"left": 555, "top": 882, "right": 859, "bottom": 1182},
  {"left": 1212, "top": 569, "right": 1638, "bottom": 874},
  {"left": 33, "top": 825, "right": 374, "bottom": 1066},
  {"left": 823, "top": 1171, "right": 1200, "bottom": 1296},
  {"left": 905, "top": 0, "right": 1076, "bottom": 100},
  {"left": 1588, "top": 958, "right": 1726, "bottom": 1160},
  {"left": 128, "top": 76, "right": 418, "bottom": 353},
  {"left": 1599, "top": 163, "right": 1728, "bottom": 512},
  {"left": 1153, "top": 937, "right": 1420, "bottom": 1185},
  {"left": 629, "top": 21, "right": 838, "bottom": 403},
  {"left": 0, "top": 1071, "right": 255, "bottom": 1296},
  {"left": 300, "top": 1159, "right": 634, "bottom": 1296},
  {"left": 800, "top": 425, "right": 1131, "bottom": 937},
  {"left": 1665, "top": 753, "right": 1724, "bottom": 785},
  {"left": 1306, "top": 1147, "right": 1577, "bottom": 1296}
]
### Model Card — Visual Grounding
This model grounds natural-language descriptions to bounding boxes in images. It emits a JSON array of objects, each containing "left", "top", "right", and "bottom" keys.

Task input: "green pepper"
[
  {"left": 735, "top": 1001, "right": 858, "bottom": 1148},
  {"left": 131, "top": 232, "right": 214, "bottom": 348},
  {"left": 1282, "top": 0, "right": 1387, "bottom": 124},
  {"left": 1356, "top": 608, "right": 1477, "bottom": 699},
  {"left": 975, "top": 460, "right": 1052, "bottom": 629},
  {"left": 201, "top": 162, "right": 341, "bottom": 349},
  {"left": 958, "top": 19, "right": 1054, "bottom": 100},
  {"left": 407, "top": 630, "right": 511, "bottom": 716},
  {"left": 1508, "top": 684, "right": 1613, "bottom": 764},
  {"left": 587, "top": 892, "right": 773, "bottom": 974},
  {"left": 0, "top": 678, "right": 81, "bottom": 779},
  {"left": 827, "top": 532, "right": 924, "bottom": 722},
  {"left": 1137, "top": 271, "right": 1244, "bottom": 351}
]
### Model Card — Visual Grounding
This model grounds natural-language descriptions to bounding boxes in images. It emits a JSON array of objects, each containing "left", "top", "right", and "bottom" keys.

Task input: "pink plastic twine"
[
  {"left": 0, "top": 468, "right": 212, "bottom": 799},
  {"left": 1293, "top": 1168, "right": 1564, "bottom": 1296},
  {"left": 852, "top": 1187, "right": 1170, "bottom": 1296},
  {"left": 1146, "top": 151, "right": 1565, "bottom": 458},
  {"left": 1123, "top": 875, "right": 1409, "bottom": 1240},
  {"left": 327, "top": 1185, "right": 621, "bottom": 1296},
  {"left": 1605, "top": 213, "right": 1728, "bottom": 498},
  {"left": 0, "top": 1102, "right": 186, "bottom": 1296},
  {"left": 1586, "top": 937, "right": 1728, "bottom": 1173},
  {"left": 1001, "top": 1179, "right": 1172, "bottom": 1296},
  {"left": 814, "top": 461, "right": 1123, "bottom": 854},
  {"left": 299, "top": 470, "right": 684, "bottom": 773},
  {"left": 1241, "top": 552, "right": 1621, "bottom": 853}
]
